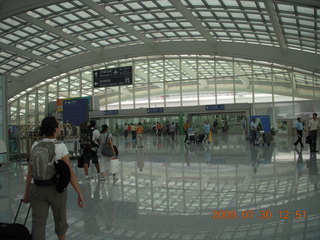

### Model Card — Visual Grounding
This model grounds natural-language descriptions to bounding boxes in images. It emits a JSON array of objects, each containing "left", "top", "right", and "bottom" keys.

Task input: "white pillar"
[{"left": 0, "top": 75, "right": 8, "bottom": 164}]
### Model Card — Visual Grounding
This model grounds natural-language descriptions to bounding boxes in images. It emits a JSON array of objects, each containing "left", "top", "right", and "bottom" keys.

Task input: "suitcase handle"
[{"left": 13, "top": 199, "right": 31, "bottom": 226}]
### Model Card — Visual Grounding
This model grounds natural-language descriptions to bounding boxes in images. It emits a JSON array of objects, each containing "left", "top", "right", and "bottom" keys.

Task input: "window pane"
[
  {"left": 69, "top": 74, "right": 81, "bottom": 97},
  {"left": 150, "top": 82, "right": 164, "bottom": 108},
  {"left": 107, "top": 86, "right": 119, "bottom": 110},
  {"left": 182, "top": 80, "right": 198, "bottom": 107},
  {"left": 120, "top": 85, "right": 134, "bottom": 109},
  {"left": 10, "top": 102, "right": 18, "bottom": 125},
  {"left": 235, "top": 62, "right": 253, "bottom": 103},
  {"left": 135, "top": 79, "right": 149, "bottom": 108},
  {"left": 199, "top": 59, "right": 216, "bottom": 105},
  {"left": 252, "top": 64, "right": 272, "bottom": 103},
  {"left": 273, "top": 67, "right": 293, "bottom": 102},
  {"left": 19, "top": 97, "right": 27, "bottom": 125},
  {"left": 216, "top": 60, "right": 234, "bottom": 104},
  {"left": 165, "top": 82, "right": 180, "bottom": 107}
]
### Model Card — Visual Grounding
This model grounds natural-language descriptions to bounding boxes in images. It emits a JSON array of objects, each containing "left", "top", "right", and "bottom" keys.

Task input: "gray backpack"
[{"left": 31, "top": 141, "right": 57, "bottom": 185}]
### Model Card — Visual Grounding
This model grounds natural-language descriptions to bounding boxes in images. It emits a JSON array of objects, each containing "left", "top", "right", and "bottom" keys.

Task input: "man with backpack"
[{"left": 80, "top": 120, "right": 101, "bottom": 180}]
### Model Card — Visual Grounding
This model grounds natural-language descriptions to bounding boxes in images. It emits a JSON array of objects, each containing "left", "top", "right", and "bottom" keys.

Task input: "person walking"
[
  {"left": 213, "top": 119, "right": 218, "bottom": 133},
  {"left": 294, "top": 117, "right": 304, "bottom": 148},
  {"left": 123, "top": 123, "right": 128, "bottom": 140},
  {"left": 156, "top": 122, "right": 162, "bottom": 136},
  {"left": 308, "top": 113, "right": 319, "bottom": 153},
  {"left": 183, "top": 120, "right": 191, "bottom": 143},
  {"left": 98, "top": 124, "right": 116, "bottom": 180},
  {"left": 82, "top": 120, "right": 101, "bottom": 180},
  {"left": 203, "top": 121, "right": 211, "bottom": 143},
  {"left": 136, "top": 122, "right": 144, "bottom": 148},
  {"left": 250, "top": 118, "right": 258, "bottom": 146},
  {"left": 131, "top": 123, "right": 137, "bottom": 141},
  {"left": 169, "top": 122, "right": 176, "bottom": 142},
  {"left": 23, "top": 116, "right": 84, "bottom": 240}
]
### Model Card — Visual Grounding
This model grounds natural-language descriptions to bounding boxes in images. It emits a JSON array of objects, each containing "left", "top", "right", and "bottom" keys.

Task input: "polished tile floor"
[{"left": 1, "top": 134, "right": 320, "bottom": 240}]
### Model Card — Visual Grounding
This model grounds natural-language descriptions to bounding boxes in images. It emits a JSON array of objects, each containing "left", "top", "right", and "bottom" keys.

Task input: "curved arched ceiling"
[{"left": 1, "top": 0, "right": 320, "bottom": 99}]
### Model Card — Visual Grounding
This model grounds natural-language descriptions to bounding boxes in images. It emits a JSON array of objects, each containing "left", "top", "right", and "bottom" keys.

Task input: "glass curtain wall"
[{"left": 8, "top": 55, "right": 320, "bottom": 127}]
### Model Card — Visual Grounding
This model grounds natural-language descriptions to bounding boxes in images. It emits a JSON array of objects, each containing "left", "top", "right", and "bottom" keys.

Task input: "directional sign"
[
  {"left": 147, "top": 108, "right": 164, "bottom": 114},
  {"left": 93, "top": 66, "right": 132, "bottom": 88},
  {"left": 205, "top": 104, "right": 225, "bottom": 111},
  {"left": 103, "top": 110, "right": 119, "bottom": 115}
]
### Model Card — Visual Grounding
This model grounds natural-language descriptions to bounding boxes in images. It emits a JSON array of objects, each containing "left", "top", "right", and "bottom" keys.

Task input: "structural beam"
[
  {"left": 0, "top": 42, "right": 57, "bottom": 67},
  {"left": 277, "top": 0, "right": 320, "bottom": 8},
  {"left": 1, "top": 0, "right": 319, "bottom": 23},
  {"left": 0, "top": 0, "right": 66, "bottom": 21},
  {"left": 168, "top": 0, "right": 217, "bottom": 47},
  {"left": 7, "top": 41, "right": 320, "bottom": 98},
  {"left": 79, "top": 0, "right": 154, "bottom": 47},
  {"left": 18, "top": 13, "right": 101, "bottom": 55},
  {"left": 263, "top": 0, "right": 287, "bottom": 52}
]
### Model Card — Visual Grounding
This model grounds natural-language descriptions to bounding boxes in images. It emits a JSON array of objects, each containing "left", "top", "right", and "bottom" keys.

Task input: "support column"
[{"left": 0, "top": 75, "right": 8, "bottom": 164}]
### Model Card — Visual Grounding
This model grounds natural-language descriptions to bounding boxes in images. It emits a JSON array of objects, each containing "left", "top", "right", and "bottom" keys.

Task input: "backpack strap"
[{"left": 34, "top": 177, "right": 57, "bottom": 185}]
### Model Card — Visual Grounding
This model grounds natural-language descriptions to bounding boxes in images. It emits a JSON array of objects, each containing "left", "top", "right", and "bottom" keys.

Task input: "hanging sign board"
[
  {"left": 103, "top": 110, "right": 119, "bottom": 115},
  {"left": 93, "top": 66, "right": 132, "bottom": 88},
  {"left": 147, "top": 108, "right": 164, "bottom": 114},
  {"left": 205, "top": 105, "right": 225, "bottom": 111},
  {"left": 63, "top": 99, "right": 88, "bottom": 126}
]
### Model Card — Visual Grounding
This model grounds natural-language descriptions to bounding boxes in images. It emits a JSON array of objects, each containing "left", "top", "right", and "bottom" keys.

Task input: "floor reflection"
[{"left": 0, "top": 134, "right": 319, "bottom": 240}]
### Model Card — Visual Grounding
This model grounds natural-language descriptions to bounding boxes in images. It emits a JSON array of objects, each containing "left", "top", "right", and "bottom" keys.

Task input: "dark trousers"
[
  {"left": 294, "top": 130, "right": 303, "bottom": 147},
  {"left": 170, "top": 132, "right": 175, "bottom": 141},
  {"left": 250, "top": 130, "right": 257, "bottom": 145},
  {"left": 310, "top": 130, "right": 317, "bottom": 151},
  {"left": 184, "top": 131, "right": 188, "bottom": 143}
]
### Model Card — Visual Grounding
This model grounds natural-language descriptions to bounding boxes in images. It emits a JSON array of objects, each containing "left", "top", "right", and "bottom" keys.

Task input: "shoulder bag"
[{"left": 101, "top": 133, "right": 113, "bottom": 157}]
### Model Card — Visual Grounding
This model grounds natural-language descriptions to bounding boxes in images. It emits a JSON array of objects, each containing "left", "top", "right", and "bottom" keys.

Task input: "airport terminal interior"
[{"left": 0, "top": 0, "right": 320, "bottom": 239}]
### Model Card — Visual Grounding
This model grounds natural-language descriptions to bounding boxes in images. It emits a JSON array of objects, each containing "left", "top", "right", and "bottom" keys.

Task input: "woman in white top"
[
  {"left": 98, "top": 124, "right": 116, "bottom": 180},
  {"left": 23, "top": 116, "right": 84, "bottom": 240}
]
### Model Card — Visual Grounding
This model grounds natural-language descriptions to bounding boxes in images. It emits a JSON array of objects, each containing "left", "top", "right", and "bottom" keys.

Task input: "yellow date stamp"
[{"left": 211, "top": 210, "right": 307, "bottom": 220}]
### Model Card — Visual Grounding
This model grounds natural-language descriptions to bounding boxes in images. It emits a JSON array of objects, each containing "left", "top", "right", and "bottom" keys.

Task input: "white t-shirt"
[
  {"left": 309, "top": 119, "right": 319, "bottom": 131},
  {"left": 169, "top": 124, "right": 175, "bottom": 133},
  {"left": 250, "top": 121, "right": 257, "bottom": 131},
  {"left": 30, "top": 138, "right": 69, "bottom": 164},
  {"left": 92, "top": 129, "right": 100, "bottom": 145}
]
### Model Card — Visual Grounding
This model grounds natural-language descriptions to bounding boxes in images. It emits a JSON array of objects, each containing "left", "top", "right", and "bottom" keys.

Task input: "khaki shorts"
[{"left": 30, "top": 184, "right": 68, "bottom": 239}]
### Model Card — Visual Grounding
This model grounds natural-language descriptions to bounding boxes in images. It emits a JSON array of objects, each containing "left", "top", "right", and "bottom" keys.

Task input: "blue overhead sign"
[
  {"left": 93, "top": 66, "right": 132, "bottom": 88},
  {"left": 206, "top": 105, "right": 225, "bottom": 111},
  {"left": 103, "top": 110, "right": 119, "bottom": 115},
  {"left": 147, "top": 108, "right": 164, "bottom": 114},
  {"left": 63, "top": 99, "right": 88, "bottom": 126}
]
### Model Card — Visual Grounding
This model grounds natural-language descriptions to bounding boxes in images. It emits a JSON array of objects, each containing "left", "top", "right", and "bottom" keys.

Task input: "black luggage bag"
[
  {"left": 0, "top": 200, "right": 31, "bottom": 240},
  {"left": 197, "top": 134, "right": 205, "bottom": 143}
]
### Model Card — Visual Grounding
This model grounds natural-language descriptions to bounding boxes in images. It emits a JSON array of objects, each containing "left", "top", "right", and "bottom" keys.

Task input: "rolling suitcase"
[{"left": 0, "top": 199, "right": 31, "bottom": 240}]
